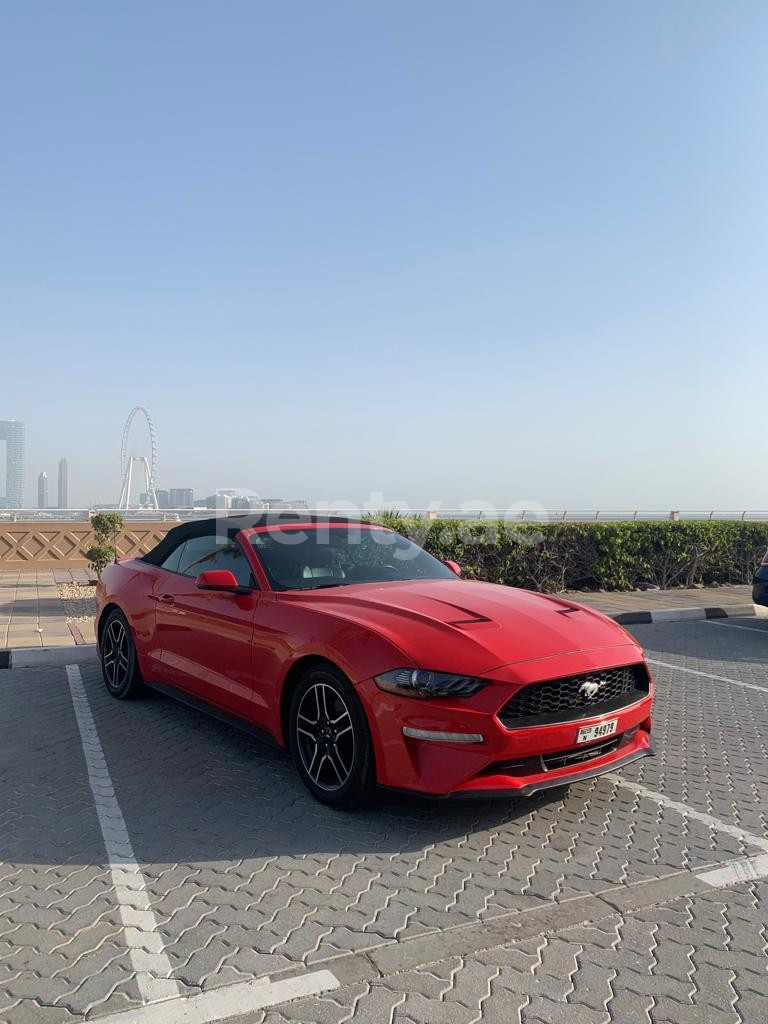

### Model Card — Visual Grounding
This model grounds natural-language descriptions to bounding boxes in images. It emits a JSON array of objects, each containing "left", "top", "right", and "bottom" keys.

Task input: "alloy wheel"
[
  {"left": 102, "top": 618, "right": 130, "bottom": 690},
  {"left": 295, "top": 682, "right": 355, "bottom": 791}
]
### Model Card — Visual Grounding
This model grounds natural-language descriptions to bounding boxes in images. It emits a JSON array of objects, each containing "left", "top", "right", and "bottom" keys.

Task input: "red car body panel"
[{"left": 96, "top": 522, "right": 653, "bottom": 797}]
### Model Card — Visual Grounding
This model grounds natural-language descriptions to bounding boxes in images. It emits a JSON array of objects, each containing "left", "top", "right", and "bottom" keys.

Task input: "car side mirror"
[
  {"left": 444, "top": 560, "right": 462, "bottom": 576},
  {"left": 196, "top": 570, "right": 250, "bottom": 594}
]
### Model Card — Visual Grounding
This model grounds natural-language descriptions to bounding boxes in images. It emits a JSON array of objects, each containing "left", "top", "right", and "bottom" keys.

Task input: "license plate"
[{"left": 577, "top": 719, "right": 618, "bottom": 744}]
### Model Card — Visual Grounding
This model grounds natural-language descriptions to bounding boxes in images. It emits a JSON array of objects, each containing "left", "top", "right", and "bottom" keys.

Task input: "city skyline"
[{"left": 8, "top": 400, "right": 768, "bottom": 510}]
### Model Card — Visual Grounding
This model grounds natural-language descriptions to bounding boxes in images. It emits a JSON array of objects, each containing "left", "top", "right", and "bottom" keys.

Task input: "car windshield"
[{"left": 249, "top": 525, "right": 457, "bottom": 591}]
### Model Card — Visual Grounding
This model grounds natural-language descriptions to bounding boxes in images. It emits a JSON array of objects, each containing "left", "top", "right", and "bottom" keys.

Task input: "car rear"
[{"left": 753, "top": 550, "right": 768, "bottom": 607}]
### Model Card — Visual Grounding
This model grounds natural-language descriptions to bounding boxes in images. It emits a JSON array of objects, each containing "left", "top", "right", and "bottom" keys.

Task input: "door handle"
[{"left": 157, "top": 594, "right": 175, "bottom": 604}]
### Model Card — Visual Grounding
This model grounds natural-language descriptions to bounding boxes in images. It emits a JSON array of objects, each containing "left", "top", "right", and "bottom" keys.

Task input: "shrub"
[
  {"left": 91, "top": 512, "right": 124, "bottom": 546},
  {"left": 85, "top": 543, "right": 114, "bottom": 580},
  {"left": 87, "top": 512, "right": 124, "bottom": 579},
  {"left": 370, "top": 518, "right": 768, "bottom": 593}
]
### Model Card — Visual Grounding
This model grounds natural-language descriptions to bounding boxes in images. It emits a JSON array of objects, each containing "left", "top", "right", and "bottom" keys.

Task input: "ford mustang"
[{"left": 95, "top": 514, "right": 654, "bottom": 808}]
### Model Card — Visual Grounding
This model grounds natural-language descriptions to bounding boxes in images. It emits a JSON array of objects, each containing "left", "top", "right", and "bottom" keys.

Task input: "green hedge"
[{"left": 371, "top": 517, "right": 768, "bottom": 593}]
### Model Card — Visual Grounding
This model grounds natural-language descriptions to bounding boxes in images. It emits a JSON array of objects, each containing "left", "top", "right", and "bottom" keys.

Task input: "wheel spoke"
[
  {"left": 319, "top": 685, "right": 330, "bottom": 719},
  {"left": 334, "top": 724, "right": 353, "bottom": 741},
  {"left": 312, "top": 754, "right": 328, "bottom": 783},
  {"left": 326, "top": 747, "right": 346, "bottom": 784}
]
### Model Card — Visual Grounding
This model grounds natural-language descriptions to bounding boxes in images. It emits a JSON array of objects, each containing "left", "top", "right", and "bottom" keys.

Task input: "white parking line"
[
  {"left": 645, "top": 657, "right": 768, "bottom": 695},
  {"left": 705, "top": 619, "right": 768, "bottom": 635},
  {"left": 607, "top": 776, "right": 768, "bottom": 854},
  {"left": 697, "top": 854, "right": 768, "bottom": 888},
  {"left": 68, "top": 664, "right": 340, "bottom": 1021},
  {"left": 67, "top": 664, "right": 180, "bottom": 1003},
  {"left": 92, "top": 971, "right": 341, "bottom": 1024}
]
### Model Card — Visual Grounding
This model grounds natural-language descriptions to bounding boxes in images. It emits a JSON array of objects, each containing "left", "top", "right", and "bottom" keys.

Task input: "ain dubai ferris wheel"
[{"left": 117, "top": 406, "right": 159, "bottom": 510}]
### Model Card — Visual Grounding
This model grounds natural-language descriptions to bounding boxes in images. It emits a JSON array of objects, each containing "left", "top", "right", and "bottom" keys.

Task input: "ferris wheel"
[{"left": 118, "top": 406, "right": 159, "bottom": 509}]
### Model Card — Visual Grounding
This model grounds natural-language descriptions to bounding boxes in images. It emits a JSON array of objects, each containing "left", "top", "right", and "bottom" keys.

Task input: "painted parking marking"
[
  {"left": 607, "top": 776, "right": 768, "bottom": 854},
  {"left": 646, "top": 657, "right": 768, "bottom": 695},
  {"left": 67, "top": 664, "right": 181, "bottom": 1003},
  {"left": 92, "top": 971, "right": 340, "bottom": 1024},
  {"left": 704, "top": 619, "right": 768, "bottom": 635},
  {"left": 68, "top": 664, "right": 340, "bottom": 1021},
  {"left": 697, "top": 853, "right": 768, "bottom": 888}
]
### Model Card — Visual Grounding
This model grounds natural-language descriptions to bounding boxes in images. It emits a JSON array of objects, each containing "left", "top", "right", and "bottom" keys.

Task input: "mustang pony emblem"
[{"left": 579, "top": 679, "right": 604, "bottom": 699}]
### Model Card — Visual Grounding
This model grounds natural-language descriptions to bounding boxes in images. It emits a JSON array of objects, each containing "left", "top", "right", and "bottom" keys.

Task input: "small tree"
[{"left": 86, "top": 512, "right": 124, "bottom": 579}]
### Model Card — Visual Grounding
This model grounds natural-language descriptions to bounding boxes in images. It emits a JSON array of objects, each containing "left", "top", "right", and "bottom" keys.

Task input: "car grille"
[
  {"left": 542, "top": 735, "right": 622, "bottom": 771},
  {"left": 498, "top": 664, "right": 649, "bottom": 728}
]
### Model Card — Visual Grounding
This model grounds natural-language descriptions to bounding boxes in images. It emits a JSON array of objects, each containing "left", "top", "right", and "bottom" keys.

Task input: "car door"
[{"left": 152, "top": 531, "right": 259, "bottom": 719}]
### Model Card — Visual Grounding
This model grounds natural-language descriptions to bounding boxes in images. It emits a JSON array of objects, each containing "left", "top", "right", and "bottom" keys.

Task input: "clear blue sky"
[{"left": 1, "top": 1, "right": 767, "bottom": 509}]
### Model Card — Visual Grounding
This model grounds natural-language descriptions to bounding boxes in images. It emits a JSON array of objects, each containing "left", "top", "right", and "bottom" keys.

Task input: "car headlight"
[{"left": 374, "top": 669, "right": 489, "bottom": 700}]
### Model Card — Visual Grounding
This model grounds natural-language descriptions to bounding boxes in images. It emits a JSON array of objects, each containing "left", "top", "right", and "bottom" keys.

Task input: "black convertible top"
[{"left": 139, "top": 513, "right": 362, "bottom": 566}]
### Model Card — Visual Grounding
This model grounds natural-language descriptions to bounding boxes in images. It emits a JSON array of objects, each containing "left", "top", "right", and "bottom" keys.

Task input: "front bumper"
[
  {"left": 445, "top": 740, "right": 654, "bottom": 798},
  {"left": 361, "top": 645, "right": 654, "bottom": 797}
]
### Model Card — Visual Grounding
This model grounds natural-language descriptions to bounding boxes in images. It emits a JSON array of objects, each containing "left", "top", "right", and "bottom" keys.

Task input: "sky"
[{"left": 1, "top": 0, "right": 767, "bottom": 511}]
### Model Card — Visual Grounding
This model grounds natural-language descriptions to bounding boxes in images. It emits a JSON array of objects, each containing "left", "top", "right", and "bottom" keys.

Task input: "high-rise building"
[
  {"left": 139, "top": 490, "right": 169, "bottom": 509},
  {"left": 37, "top": 471, "right": 48, "bottom": 509},
  {"left": 0, "top": 420, "right": 25, "bottom": 508},
  {"left": 205, "top": 493, "right": 232, "bottom": 510},
  {"left": 58, "top": 458, "right": 69, "bottom": 509},
  {"left": 169, "top": 488, "right": 194, "bottom": 508}
]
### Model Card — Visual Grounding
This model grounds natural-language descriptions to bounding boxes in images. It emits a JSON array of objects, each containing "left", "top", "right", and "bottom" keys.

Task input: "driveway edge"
[
  {"left": 0, "top": 643, "right": 97, "bottom": 669},
  {"left": 611, "top": 603, "right": 768, "bottom": 625}
]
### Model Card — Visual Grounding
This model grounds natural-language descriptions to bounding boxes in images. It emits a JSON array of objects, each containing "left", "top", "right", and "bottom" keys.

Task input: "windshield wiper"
[{"left": 302, "top": 582, "right": 345, "bottom": 590}]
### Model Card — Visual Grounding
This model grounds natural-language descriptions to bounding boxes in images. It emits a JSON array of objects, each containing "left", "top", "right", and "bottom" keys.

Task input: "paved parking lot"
[{"left": 1, "top": 617, "right": 767, "bottom": 1023}]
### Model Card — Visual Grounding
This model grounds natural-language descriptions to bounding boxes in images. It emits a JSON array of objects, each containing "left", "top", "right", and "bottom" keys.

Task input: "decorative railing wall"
[{"left": 0, "top": 521, "right": 176, "bottom": 570}]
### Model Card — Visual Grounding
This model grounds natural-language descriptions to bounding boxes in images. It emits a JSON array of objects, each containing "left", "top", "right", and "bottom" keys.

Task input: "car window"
[
  {"left": 176, "top": 535, "right": 255, "bottom": 587},
  {"left": 160, "top": 543, "right": 185, "bottom": 574},
  {"left": 250, "top": 526, "right": 456, "bottom": 590}
]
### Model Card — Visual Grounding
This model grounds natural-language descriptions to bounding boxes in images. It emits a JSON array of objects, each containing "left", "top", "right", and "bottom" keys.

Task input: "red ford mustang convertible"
[{"left": 96, "top": 515, "right": 653, "bottom": 808}]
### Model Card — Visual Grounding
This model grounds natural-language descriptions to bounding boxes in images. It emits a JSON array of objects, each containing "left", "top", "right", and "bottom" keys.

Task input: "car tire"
[
  {"left": 289, "top": 665, "right": 376, "bottom": 809},
  {"left": 100, "top": 609, "right": 143, "bottom": 700}
]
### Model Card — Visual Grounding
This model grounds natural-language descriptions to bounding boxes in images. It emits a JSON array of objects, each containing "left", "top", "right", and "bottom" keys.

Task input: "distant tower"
[
  {"left": 0, "top": 420, "right": 25, "bottom": 508},
  {"left": 58, "top": 458, "right": 69, "bottom": 509},
  {"left": 37, "top": 471, "right": 48, "bottom": 509}
]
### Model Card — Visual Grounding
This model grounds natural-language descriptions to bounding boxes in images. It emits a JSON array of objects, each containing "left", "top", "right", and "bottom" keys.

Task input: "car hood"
[{"left": 287, "top": 579, "right": 639, "bottom": 676}]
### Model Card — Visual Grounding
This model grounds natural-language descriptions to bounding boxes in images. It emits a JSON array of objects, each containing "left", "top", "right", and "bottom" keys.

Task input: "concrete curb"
[
  {"left": 0, "top": 644, "right": 97, "bottom": 669},
  {"left": 610, "top": 604, "right": 768, "bottom": 625}
]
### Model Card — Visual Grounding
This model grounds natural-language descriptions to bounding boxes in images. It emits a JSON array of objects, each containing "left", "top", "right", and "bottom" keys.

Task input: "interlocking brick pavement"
[
  {"left": 624, "top": 620, "right": 768, "bottom": 838},
  {"left": 256, "top": 881, "right": 768, "bottom": 1024},
  {"left": 0, "top": 668, "right": 141, "bottom": 1022},
  {"left": 1, "top": 617, "right": 767, "bottom": 1022},
  {"left": 78, "top": 657, "right": 759, "bottom": 987}
]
